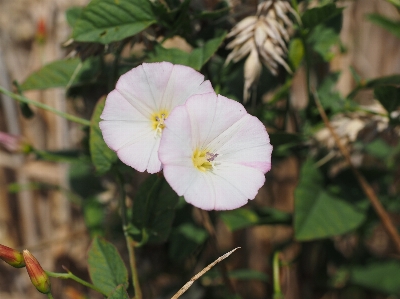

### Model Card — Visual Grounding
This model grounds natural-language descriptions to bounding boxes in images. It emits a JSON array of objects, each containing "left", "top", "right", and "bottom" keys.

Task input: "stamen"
[{"left": 193, "top": 150, "right": 219, "bottom": 171}]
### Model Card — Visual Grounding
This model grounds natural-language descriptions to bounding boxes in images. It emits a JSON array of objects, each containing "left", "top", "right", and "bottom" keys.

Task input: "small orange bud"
[
  {"left": 0, "top": 244, "right": 25, "bottom": 268},
  {"left": 23, "top": 250, "right": 51, "bottom": 294},
  {"left": 36, "top": 18, "right": 47, "bottom": 44}
]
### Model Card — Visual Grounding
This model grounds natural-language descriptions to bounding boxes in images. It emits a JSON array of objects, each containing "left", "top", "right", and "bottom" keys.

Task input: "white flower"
[
  {"left": 99, "top": 62, "right": 213, "bottom": 173},
  {"left": 158, "top": 92, "right": 273, "bottom": 210}
]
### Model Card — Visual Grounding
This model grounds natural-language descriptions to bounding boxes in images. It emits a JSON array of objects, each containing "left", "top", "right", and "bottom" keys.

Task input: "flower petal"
[
  {"left": 185, "top": 94, "right": 247, "bottom": 149},
  {"left": 162, "top": 65, "right": 214, "bottom": 111},
  {"left": 183, "top": 164, "right": 265, "bottom": 210},
  {"left": 211, "top": 114, "right": 272, "bottom": 173},
  {"left": 183, "top": 167, "right": 261, "bottom": 210},
  {"left": 101, "top": 90, "right": 148, "bottom": 121},
  {"left": 99, "top": 120, "right": 153, "bottom": 151},
  {"left": 116, "top": 132, "right": 162, "bottom": 173},
  {"left": 116, "top": 63, "right": 173, "bottom": 117},
  {"left": 159, "top": 105, "right": 193, "bottom": 163}
]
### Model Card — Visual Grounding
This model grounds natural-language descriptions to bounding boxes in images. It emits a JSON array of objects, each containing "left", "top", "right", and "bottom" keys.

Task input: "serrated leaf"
[
  {"left": 90, "top": 97, "right": 118, "bottom": 175},
  {"left": 294, "top": 160, "right": 367, "bottom": 241},
  {"left": 107, "top": 285, "right": 130, "bottom": 299},
  {"left": 131, "top": 175, "right": 180, "bottom": 244},
  {"left": 367, "top": 14, "right": 400, "bottom": 39},
  {"left": 302, "top": 4, "right": 344, "bottom": 29},
  {"left": 72, "top": 0, "right": 156, "bottom": 44},
  {"left": 349, "top": 261, "right": 400, "bottom": 294},
  {"left": 88, "top": 237, "right": 128, "bottom": 296},
  {"left": 374, "top": 86, "right": 400, "bottom": 114},
  {"left": 147, "top": 31, "right": 227, "bottom": 70},
  {"left": 20, "top": 58, "right": 99, "bottom": 91},
  {"left": 288, "top": 38, "right": 304, "bottom": 69}
]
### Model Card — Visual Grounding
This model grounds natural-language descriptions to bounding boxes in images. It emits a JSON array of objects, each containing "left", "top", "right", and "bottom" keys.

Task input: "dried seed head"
[{"left": 226, "top": 0, "right": 299, "bottom": 102}]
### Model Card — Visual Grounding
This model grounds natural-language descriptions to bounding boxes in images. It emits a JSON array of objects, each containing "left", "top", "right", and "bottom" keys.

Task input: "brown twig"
[
  {"left": 199, "top": 210, "right": 236, "bottom": 294},
  {"left": 171, "top": 247, "right": 240, "bottom": 299},
  {"left": 313, "top": 92, "right": 400, "bottom": 253}
]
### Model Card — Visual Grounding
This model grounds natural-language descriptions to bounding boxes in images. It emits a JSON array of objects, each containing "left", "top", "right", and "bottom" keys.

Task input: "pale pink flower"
[
  {"left": 159, "top": 92, "right": 272, "bottom": 210},
  {"left": 99, "top": 62, "right": 213, "bottom": 173}
]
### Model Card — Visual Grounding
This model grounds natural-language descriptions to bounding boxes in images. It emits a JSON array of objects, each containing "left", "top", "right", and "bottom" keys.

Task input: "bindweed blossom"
[
  {"left": 159, "top": 92, "right": 272, "bottom": 210},
  {"left": 100, "top": 62, "right": 213, "bottom": 173}
]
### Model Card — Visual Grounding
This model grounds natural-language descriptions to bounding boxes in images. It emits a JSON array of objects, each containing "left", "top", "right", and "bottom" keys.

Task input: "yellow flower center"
[
  {"left": 192, "top": 149, "right": 219, "bottom": 172},
  {"left": 151, "top": 110, "right": 169, "bottom": 136}
]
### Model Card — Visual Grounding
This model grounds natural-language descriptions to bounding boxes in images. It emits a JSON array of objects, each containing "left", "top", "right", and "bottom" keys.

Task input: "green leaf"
[
  {"left": 90, "top": 97, "right": 117, "bottom": 175},
  {"left": 66, "top": 6, "right": 83, "bottom": 27},
  {"left": 385, "top": 0, "right": 400, "bottom": 9},
  {"left": 317, "top": 72, "right": 345, "bottom": 112},
  {"left": 288, "top": 38, "right": 304, "bottom": 69},
  {"left": 220, "top": 208, "right": 259, "bottom": 231},
  {"left": 294, "top": 160, "right": 367, "bottom": 240},
  {"left": 220, "top": 207, "right": 291, "bottom": 232},
  {"left": 302, "top": 4, "right": 344, "bottom": 29},
  {"left": 349, "top": 261, "right": 400, "bottom": 294},
  {"left": 131, "top": 175, "right": 180, "bottom": 244},
  {"left": 308, "top": 25, "right": 340, "bottom": 61},
  {"left": 367, "top": 14, "right": 400, "bottom": 39},
  {"left": 88, "top": 237, "right": 128, "bottom": 296},
  {"left": 107, "top": 285, "right": 130, "bottom": 299},
  {"left": 374, "top": 86, "right": 400, "bottom": 114},
  {"left": 169, "top": 223, "right": 208, "bottom": 261},
  {"left": 20, "top": 58, "right": 99, "bottom": 91},
  {"left": 365, "top": 139, "right": 392, "bottom": 160},
  {"left": 147, "top": 31, "right": 227, "bottom": 71},
  {"left": 347, "top": 74, "right": 400, "bottom": 98},
  {"left": 72, "top": 0, "right": 156, "bottom": 44}
]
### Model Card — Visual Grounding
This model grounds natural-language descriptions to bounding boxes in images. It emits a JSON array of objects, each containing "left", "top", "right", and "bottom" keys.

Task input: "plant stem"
[
  {"left": 313, "top": 93, "right": 400, "bottom": 254},
  {"left": 272, "top": 251, "right": 284, "bottom": 299},
  {"left": 116, "top": 173, "right": 142, "bottom": 299},
  {"left": 46, "top": 271, "right": 107, "bottom": 296},
  {"left": 47, "top": 292, "right": 55, "bottom": 299},
  {"left": 0, "top": 86, "right": 90, "bottom": 126}
]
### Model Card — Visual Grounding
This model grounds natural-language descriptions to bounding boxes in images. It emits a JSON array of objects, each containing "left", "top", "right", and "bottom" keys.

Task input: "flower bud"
[
  {"left": 23, "top": 250, "right": 51, "bottom": 294},
  {"left": 0, "top": 244, "right": 25, "bottom": 268}
]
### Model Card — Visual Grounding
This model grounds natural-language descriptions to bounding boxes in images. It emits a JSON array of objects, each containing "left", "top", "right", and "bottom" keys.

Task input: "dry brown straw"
[{"left": 170, "top": 247, "right": 240, "bottom": 299}]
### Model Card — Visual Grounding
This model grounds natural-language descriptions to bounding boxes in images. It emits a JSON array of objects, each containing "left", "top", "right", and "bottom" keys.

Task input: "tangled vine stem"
[
  {"left": 313, "top": 92, "right": 400, "bottom": 254},
  {"left": 46, "top": 270, "right": 107, "bottom": 296},
  {"left": 0, "top": 86, "right": 91, "bottom": 126}
]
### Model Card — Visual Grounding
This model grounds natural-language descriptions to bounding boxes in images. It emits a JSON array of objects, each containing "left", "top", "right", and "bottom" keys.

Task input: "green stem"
[
  {"left": 0, "top": 86, "right": 90, "bottom": 126},
  {"left": 116, "top": 173, "right": 142, "bottom": 299},
  {"left": 47, "top": 292, "right": 55, "bottom": 299},
  {"left": 46, "top": 271, "right": 107, "bottom": 296},
  {"left": 272, "top": 251, "right": 284, "bottom": 299}
]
